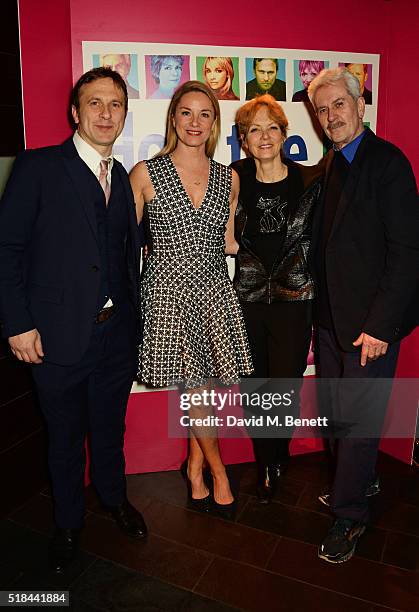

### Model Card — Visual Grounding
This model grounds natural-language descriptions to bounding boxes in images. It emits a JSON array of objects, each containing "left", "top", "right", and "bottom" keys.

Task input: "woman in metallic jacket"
[{"left": 232, "top": 94, "right": 323, "bottom": 502}]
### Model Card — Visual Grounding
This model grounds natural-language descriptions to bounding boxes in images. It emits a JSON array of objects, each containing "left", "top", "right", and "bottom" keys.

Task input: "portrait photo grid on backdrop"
[{"left": 82, "top": 42, "right": 379, "bottom": 172}]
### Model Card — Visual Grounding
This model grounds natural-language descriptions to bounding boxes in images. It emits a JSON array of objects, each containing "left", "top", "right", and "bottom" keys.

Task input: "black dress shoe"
[
  {"left": 49, "top": 528, "right": 79, "bottom": 574},
  {"left": 106, "top": 500, "right": 148, "bottom": 538}
]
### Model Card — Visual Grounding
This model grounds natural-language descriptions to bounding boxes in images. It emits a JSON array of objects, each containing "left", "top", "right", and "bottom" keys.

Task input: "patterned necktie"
[{"left": 99, "top": 159, "right": 111, "bottom": 205}]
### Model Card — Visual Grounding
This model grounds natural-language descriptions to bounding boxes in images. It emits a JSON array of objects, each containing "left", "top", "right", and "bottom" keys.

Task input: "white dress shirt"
[{"left": 73, "top": 131, "right": 114, "bottom": 186}]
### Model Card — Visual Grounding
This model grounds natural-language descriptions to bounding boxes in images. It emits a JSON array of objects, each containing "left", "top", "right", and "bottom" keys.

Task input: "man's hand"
[
  {"left": 9, "top": 329, "right": 44, "bottom": 364},
  {"left": 353, "top": 332, "right": 388, "bottom": 367}
]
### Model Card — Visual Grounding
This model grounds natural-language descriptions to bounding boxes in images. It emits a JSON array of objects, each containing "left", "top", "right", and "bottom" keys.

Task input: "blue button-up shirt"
[{"left": 337, "top": 129, "right": 366, "bottom": 163}]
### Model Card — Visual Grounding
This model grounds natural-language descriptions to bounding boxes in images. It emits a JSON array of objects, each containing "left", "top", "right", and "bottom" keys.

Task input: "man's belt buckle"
[{"left": 95, "top": 305, "right": 115, "bottom": 323}]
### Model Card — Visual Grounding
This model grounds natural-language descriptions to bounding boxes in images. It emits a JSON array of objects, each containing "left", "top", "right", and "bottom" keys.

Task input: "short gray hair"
[{"left": 308, "top": 67, "right": 361, "bottom": 107}]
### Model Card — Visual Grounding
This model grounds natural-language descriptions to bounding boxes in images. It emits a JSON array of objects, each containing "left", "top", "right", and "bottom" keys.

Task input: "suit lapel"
[
  {"left": 114, "top": 162, "right": 137, "bottom": 230},
  {"left": 60, "top": 137, "right": 99, "bottom": 244},
  {"left": 113, "top": 161, "right": 140, "bottom": 252},
  {"left": 113, "top": 161, "right": 142, "bottom": 296},
  {"left": 328, "top": 129, "right": 373, "bottom": 241},
  {"left": 311, "top": 149, "right": 333, "bottom": 252}
]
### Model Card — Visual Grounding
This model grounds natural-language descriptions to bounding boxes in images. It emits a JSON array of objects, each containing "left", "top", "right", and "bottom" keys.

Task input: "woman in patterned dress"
[{"left": 129, "top": 81, "right": 253, "bottom": 514}]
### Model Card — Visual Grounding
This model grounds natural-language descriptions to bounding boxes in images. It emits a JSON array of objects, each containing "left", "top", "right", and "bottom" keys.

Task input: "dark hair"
[
  {"left": 70, "top": 67, "right": 128, "bottom": 124},
  {"left": 253, "top": 58, "right": 278, "bottom": 71}
]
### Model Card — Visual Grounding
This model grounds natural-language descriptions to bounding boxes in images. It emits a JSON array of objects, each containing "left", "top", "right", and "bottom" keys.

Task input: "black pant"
[
  {"left": 317, "top": 326, "right": 400, "bottom": 522},
  {"left": 240, "top": 300, "right": 312, "bottom": 466},
  {"left": 32, "top": 302, "right": 137, "bottom": 529}
]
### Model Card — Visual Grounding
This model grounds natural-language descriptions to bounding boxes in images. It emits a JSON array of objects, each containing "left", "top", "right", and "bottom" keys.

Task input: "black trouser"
[
  {"left": 317, "top": 326, "right": 400, "bottom": 522},
  {"left": 32, "top": 302, "right": 137, "bottom": 529},
  {"left": 240, "top": 300, "right": 312, "bottom": 467}
]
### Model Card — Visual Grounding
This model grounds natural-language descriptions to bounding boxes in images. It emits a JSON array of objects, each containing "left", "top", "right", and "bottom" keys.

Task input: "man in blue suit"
[{"left": 0, "top": 67, "right": 146, "bottom": 572}]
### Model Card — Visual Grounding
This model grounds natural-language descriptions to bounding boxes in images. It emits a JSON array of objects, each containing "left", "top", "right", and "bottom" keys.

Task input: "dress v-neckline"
[{"left": 168, "top": 155, "right": 211, "bottom": 211}]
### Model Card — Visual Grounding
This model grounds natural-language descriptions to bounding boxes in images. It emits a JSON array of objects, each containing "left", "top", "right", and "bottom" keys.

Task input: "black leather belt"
[{"left": 95, "top": 305, "right": 115, "bottom": 323}]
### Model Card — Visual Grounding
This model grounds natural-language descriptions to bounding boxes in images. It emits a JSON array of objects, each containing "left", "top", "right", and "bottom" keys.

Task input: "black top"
[{"left": 244, "top": 176, "right": 292, "bottom": 273}]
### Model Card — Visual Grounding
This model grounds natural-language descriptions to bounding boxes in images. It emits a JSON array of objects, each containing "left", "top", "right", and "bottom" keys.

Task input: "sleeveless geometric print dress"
[{"left": 138, "top": 154, "right": 253, "bottom": 389}]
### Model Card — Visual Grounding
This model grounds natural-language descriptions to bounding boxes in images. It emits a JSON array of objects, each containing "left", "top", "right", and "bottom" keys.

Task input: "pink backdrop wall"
[{"left": 18, "top": 0, "right": 419, "bottom": 466}]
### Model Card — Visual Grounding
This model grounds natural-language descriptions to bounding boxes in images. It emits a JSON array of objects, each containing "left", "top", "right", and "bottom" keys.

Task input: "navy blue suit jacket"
[{"left": 0, "top": 137, "right": 144, "bottom": 365}]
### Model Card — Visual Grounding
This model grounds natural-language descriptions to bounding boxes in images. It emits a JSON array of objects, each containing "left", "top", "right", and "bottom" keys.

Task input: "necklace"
[{"left": 170, "top": 154, "right": 209, "bottom": 188}]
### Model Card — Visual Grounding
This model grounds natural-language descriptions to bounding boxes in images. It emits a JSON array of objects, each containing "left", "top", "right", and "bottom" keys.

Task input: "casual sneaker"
[
  {"left": 318, "top": 518, "right": 366, "bottom": 563},
  {"left": 318, "top": 476, "right": 380, "bottom": 507}
]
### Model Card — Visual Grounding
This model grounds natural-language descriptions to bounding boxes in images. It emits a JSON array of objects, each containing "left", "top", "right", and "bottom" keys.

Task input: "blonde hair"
[
  {"left": 157, "top": 80, "right": 221, "bottom": 158},
  {"left": 203, "top": 56, "right": 234, "bottom": 99},
  {"left": 235, "top": 94, "right": 288, "bottom": 140}
]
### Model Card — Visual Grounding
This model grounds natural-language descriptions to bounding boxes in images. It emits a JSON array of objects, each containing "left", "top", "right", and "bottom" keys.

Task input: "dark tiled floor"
[{"left": 4, "top": 451, "right": 418, "bottom": 611}]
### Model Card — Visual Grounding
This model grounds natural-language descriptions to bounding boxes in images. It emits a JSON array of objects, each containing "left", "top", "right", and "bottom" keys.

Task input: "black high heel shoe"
[
  {"left": 210, "top": 498, "right": 236, "bottom": 521},
  {"left": 180, "top": 460, "right": 211, "bottom": 513},
  {"left": 209, "top": 472, "right": 236, "bottom": 520}
]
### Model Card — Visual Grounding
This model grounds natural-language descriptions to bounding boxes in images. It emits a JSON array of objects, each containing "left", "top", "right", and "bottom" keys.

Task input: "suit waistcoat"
[{"left": 92, "top": 167, "right": 130, "bottom": 309}]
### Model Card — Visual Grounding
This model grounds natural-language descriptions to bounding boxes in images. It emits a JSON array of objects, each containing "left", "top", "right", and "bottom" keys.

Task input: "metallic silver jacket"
[{"left": 232, "top": 158, "right": 323, "bottom": 303}]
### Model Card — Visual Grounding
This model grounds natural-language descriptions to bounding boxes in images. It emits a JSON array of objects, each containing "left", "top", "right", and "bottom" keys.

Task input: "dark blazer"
[
  {"left": 310, "top": 128, "right": 419, "bottom": 351},
  {"left": 0, "top": 137, "right": 144, "bottom": 365}
]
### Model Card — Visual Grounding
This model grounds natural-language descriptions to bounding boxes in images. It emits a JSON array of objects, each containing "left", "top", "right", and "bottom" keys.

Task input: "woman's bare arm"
[
  {"left": 225, "top": 168, "right": 240, "bottom": 255},
  {"left": 129, "top": 161, "right": 154, "bottom": 223}
]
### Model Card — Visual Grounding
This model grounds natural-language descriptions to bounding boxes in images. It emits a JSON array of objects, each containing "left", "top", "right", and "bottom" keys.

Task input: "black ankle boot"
[
  {"left": 256, "top": 462, "right": 288, "bottom": 504},
  {"left": 256, "top": 465, "right": 275, "bottom": 504}
]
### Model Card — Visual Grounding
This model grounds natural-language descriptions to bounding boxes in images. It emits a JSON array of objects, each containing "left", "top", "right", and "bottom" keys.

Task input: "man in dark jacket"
[
  {"left": 308, "top": 67, "right": 418, "bottom": 563},
  {"left": 0, "top": 68, "right": 147, "bottom": 572}
]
